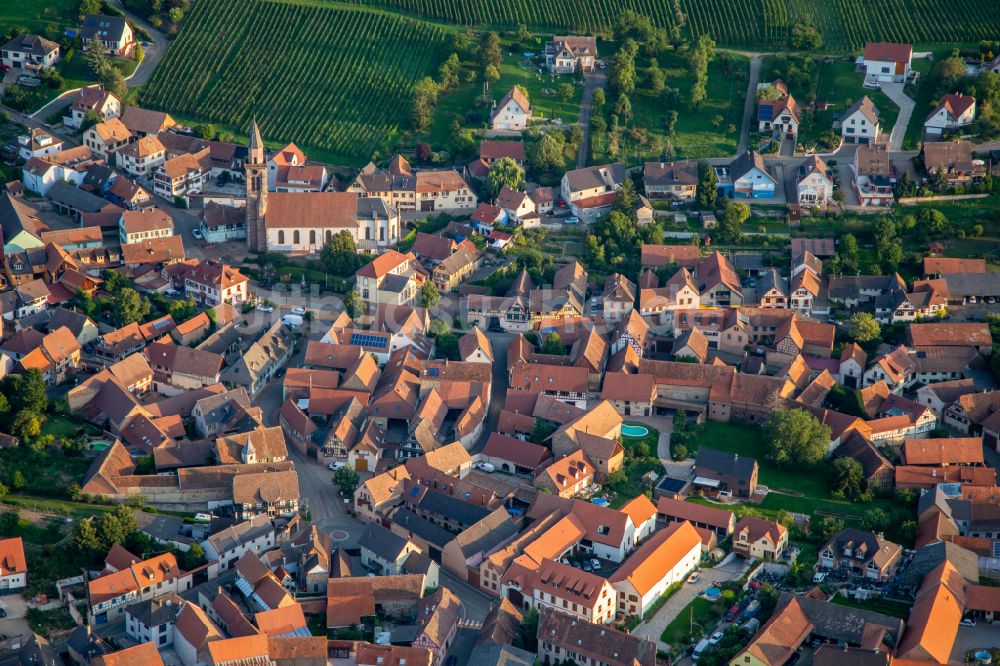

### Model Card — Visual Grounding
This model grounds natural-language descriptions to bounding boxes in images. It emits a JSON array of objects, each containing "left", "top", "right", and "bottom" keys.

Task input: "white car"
[
  {"left": 257, "top": 304, "right": 274, "bottom": 313},
  {"left": 474, "top": 462, "right": 495, "bottom": 473},
  {"left": 708, "top": 631, "right": 724, "bottom": 646},
  {"left": 192, "top": 228, "right": 204, "bottom": 240},
  {"left": 328, "top": 461, "right": 346, "bottom": 471},
  {"left": 291, "top": 307, "right": 306, "bottom": 316},
  {"left": 687, "top": 572, "right": 700, "bottom": 584}
]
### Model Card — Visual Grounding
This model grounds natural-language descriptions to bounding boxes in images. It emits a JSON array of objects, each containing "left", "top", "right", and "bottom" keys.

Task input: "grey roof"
[
  {"left": 134, "top": 510, "right": 190, "bottom": 544},
  {"left": 900, "top": 541, "right": 980, "bottom": 588},
  {"left": 391, "top": 508, "right": 454, "bottom": 548},
  {"left": 357, "top": 196, "right": 397, "bottom": 218},
  {"left": 204, "top": 514, "right": 275, "bottom": 554},
  {"left": 2, "top": 33, "right": 59, "bottom": 57},
  {"left": 785, "top": 593, "right": 904, "bottom": 648},
  {"left": 695, "top": 446, "right": 757, "bottom": 483},
  {"left": 644, "top": 160, "right": 698, "bottom": 188},
  {"left": 415, "top": 488, "right": 492, "bottom": 528},
  {"left": 0, "top": 192, "right": 41, "bottom": 242},
  {"left": 401, "top": 550, "right": 436, "bottom": 576},
  {"left": 731, "top": 252, "right": 765, "bottom": 271},
  {"left": 828, "top": 275, "right": 902, "bottom": 300},
  {"left": 943, "top": 272, "right": 1000, "bottom": 298},
  {"left": 380, "top": 273, "right": 412, "bottom": 294},
  {"left": 359, "top": 522, "right": 411, "bottom": 562},
  {"left": 80, "top": 14, "right": 130, "bottom": 44},
  {"left": 196, "top": 322, "right": 242, "bottom": 355},
  {"left": 729, "top": 150, "right": 775, "bottom": 183},
  {"left": 843, "top": 96, "right": 880, "bottom": 125},
  {"left": 757, "top": 267, "right": 788, "bottom": 297},
  {"left": 48, "top": 181, "right": 113, "bottom": 214},
  {"left": 125, "top": 591, "right": 184, "bottom": 627},
  {"left": 453, "top": 507, "right": 519, "bottom": 559},
  {"left": 468, "top": 643, "right": 535, "bottom": 666},
  {"left": 563, "top": 162, "right": 627, "bottom": 193},
  {"left": 48, "top": 307, "right": 94, "bottom": 338},
  {"left": 65, "top": 625, "right": 108, "bottom": 661}
]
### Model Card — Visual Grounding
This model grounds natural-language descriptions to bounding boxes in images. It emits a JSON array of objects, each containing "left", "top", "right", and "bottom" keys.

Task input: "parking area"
[{"left": 0, "top": 595, "right": 32, "bottom": 648}]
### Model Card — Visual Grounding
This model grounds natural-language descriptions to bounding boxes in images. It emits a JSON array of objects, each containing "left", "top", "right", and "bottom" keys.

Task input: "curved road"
[{"left": 29, "top": 0, "right": 168, "bottom": 121}]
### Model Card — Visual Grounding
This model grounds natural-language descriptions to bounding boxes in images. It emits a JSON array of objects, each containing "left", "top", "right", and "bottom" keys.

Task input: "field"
[
  {"left": 0, "top": 0, "right": 78, "bottom": 34},
  {"left": 346, "top": 0, "right": 1000, "bottom": 52},
  {"left": 141, "top": 0, "right": 455, "bottom": 165},
  {"left": 591, "top": 52, "right": 746, "bottom": 163}
]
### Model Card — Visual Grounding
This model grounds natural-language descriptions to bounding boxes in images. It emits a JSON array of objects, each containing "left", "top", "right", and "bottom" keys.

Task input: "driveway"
[
  {"left": 633, "top": 557, "right": 748, "bottom": 651},
  {"left": 0, "top": 595, "right": 33, "bottom": 650},
  {"left": 879, "top": 82, "right": 914, "bottom": 151},
  {"left": 575, "top": 73, "right": 607, "bottom": 168},
  {"left": 737, "top": 55, "right": 763, "bottom": 154}
]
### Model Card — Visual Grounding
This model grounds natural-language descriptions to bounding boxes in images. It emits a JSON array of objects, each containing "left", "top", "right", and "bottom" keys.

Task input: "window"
[
  {"left": 310, "top": 230, "right": 316, "bottom": 245},
  {"left": 278, "top": 230, "right": 284, "bottom": 244},
  {"left": 293, "top": 230, "right": 300, "bottom": 245}
]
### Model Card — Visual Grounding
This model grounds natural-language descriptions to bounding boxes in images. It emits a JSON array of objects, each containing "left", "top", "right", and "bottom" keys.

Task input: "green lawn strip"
[
  {"left": 829, "top": 593, "right": 912, "bottom": 620},
  {"left": 2, "top": 495, "right": 116, "bottom": 518},
  {"left": 26, "top": 606, "right": 76, "bottom": 634},
  {"left": 661, "top": 596, "right": 721, "bottom": 645},
  {"left": 0, "top": 0, "right": 78, "bottom": 33},
  {"left": 902, "top": 55, "right": 938, "bottom": 150}
]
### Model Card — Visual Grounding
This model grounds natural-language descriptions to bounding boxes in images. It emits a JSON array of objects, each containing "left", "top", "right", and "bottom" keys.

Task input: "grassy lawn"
[
  {"left": 765, "top": 57, "right": 898, "bottom": 149},
  {"left": 661, "top": 597, "right": 720, "bottom": 645},
  {"left": 0, "top": 0, "right": 78, "bottom": 34},
  {"left": 902, "top": 54, "right": 939, "bottom": 150},
  {"left": 592, "top": 52, "right": 747, "bottom": 163},
  {"left": 26, "top": 607, "right": 76, "bottom": 634},
  {"left": 830, "top": 593, "right": 912, "bottom": 620},
  {"left": 607, "top": 422, "right": 661, "bottom": 508},
  {"left": 0, "top": 446, "right": 91, "bottom": 498},
  {"left": 2, "top": 495, "right": 115, "bottom": 519}
]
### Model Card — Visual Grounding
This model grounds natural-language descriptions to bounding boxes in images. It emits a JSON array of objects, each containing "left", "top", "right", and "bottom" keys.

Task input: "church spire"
[{"left": 248, "top": 117, "right": 264, "bottom": 165}]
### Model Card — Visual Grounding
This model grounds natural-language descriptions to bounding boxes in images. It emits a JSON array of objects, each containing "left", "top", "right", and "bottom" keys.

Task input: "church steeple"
[{"left": 245, "top": 117, "right": 268, "bottom": 252}]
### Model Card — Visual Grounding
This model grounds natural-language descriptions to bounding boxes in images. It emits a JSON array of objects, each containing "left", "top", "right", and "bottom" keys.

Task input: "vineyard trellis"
[
  {"left": 141, "top": 0, "right": 453, "bottom": 163},
  {"left": 344, "top": 0, "right": 1000, "bottom": 52}
]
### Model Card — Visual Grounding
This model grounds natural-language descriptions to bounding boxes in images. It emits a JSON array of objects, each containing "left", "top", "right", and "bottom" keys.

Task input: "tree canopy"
[
  {"left": 486, "top": 157, "right": 526, "bottom": 199},
  {"left": 764, "top": 408, "right": 831, "bottom": 468}
]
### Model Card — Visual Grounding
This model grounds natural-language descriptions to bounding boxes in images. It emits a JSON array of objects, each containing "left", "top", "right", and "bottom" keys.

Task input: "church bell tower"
[{"left": 245, "top": 118, "right": 268, "bottom": 252}]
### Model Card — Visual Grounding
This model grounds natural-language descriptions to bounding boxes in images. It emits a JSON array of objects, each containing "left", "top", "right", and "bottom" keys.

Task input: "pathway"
[
  {"left": 880, "top": 82, "right": 915, "bottom": 151},
  {"left": 737, "top": 55, "right": 763, "bottom": 154},
  {"left": 575, "top": 72, "right": 607, "bottom": 168}
]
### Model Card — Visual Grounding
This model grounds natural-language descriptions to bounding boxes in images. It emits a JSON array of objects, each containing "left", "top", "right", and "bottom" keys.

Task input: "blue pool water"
[
  {"left": 621, "top": 424, "right": 649, "bottom": 438},
  {"left": 591, "top": 498, "right": 610, "bottom": 507},
  {"left": 705, "top": 587, "right": 721, "bottom": 599}
]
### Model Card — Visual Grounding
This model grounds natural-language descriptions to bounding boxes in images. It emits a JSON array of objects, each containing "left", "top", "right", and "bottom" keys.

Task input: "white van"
[
  {"left": 281, "top": 314, "right": 303, "bottom": 328},
  {"left": 692, "top": 638, "right": 712, "bottom": 662}
]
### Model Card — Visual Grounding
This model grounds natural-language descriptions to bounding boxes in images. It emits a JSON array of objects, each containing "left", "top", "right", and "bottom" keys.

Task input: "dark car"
[{"left": 0, "top": 608, "right": 6, "bottom": 618}]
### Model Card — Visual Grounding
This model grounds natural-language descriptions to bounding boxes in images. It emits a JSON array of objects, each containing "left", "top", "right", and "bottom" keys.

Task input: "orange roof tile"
[{"left": 609, "top": 521, "right": 701, "bottom": 595}]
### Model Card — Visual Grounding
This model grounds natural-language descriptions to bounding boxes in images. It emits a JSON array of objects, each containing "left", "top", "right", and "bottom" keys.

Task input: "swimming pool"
[
  {"left": 591, "top": 497, "right": 609, "bottom": 507},
  {"left": 621, "top": 424, "right": 649, "bottom": 438}
]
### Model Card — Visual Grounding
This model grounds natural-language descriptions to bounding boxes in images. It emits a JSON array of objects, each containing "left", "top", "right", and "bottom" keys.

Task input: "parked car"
[
  {"left": 687, "top": 572, "right": 700, "bottom": 584},
  {"left": 708, "top": 631, "right": 724, "bottom": 646},
  {"left": 257, "top": 304, "right": 274, "bottom": 312},
  {"left": 291, "top": 307, "right": 306, "bottom": 316},
  {"left": 474, "top": 462, "right": 495, "bottom": 472},
  {"left": 726, "top": 604, "right": 741, "bottom": 621},
  {"left": 960, "top": 618, "right": 976, "bottom": 627},
  {"left": 192, "top": 228, "right": 204, "bottom": 240},
  {"left": 590, "top": 558, "right": 601, "bottom": 570},
  {"left": 565, "top": 216, "right": 580, "bottom": 225},
  {"left": 328, "top": 461, "right": 346, "bottom": 471},
  {"left": 582, "top": 561, "right": 593, "bottom": 572}
]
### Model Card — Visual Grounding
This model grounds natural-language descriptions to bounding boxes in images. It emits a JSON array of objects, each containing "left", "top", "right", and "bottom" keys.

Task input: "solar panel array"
[{"left": 350, "top": 332, "right": 388, "bottom": 350}]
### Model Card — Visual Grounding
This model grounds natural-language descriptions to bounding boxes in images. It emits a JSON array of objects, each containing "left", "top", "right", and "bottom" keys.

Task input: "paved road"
[
  {"left": 0, "top": 103, "right": 79, "bottom": 147},
  {"left": 881, "top": 82, "right": 915, "bottom": 151},
  {"left": 107, "top": 0, "right": 169, "bottom": 88},
  {"left": 576, "top": 73, "right": 607, "bottom": 168},
  {"left": 737, "top": 55, "right": 763, "bottom": 154}
]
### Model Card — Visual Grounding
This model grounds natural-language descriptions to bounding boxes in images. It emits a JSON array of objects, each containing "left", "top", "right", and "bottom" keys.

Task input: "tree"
[
  {"left": 516, "top": 23, "right": 532, "bottom": 44},
  {"left": 530, "top": 418, "right": 557, "bottom": 445},
  {"left": 486, "top": 157, "right": 526, "bottom": 199},
  {"left": 79, "top": 0, "right": 101, "bottom": 18},
  {"left": 614, "top": 93, "right": 633, "bottom": 124},
  {"left": 168, "top": 6, "right": 184, "bottom": 22},
  {"left": 343, "top": 290, "right": 364, "bottom": 318},
  {"left": 321, "top": 230, "right": 362, "bottom": 276},
  {"left": 11, "top": 471, "right": 26, "bottom": 490},
  {"left": 862, "top": 507, "right": 890, "bottom": 533},
  {"left": 764, "top": 408, "right": 831, "bottom": 468},
  {"left": 6, "top": 369, "right": 48, "bottom": 416},
  {"left": 849, "top": 312, "right": 881, "bottom": 342},
  {"left": 0, "top": 510, "right": 18, "bottom": 537},
  {"left": 558, "top": 82, "right": 575, "bottom": 102},
  {"left": 720, "top": 200, "right": 750, "bottom": 241},
  {"left": 610, "top": 43, "right": 637, "bottom": 95},
  {"left": 480, "top": 32, "right": 502, "bottom": 74},
  {"left": 541, "top": 331, "right": 564, "bottom": 355},
  {"left": 688, "top": 35, "right": 716, "bottom": 106},
  {"left": 332, "top": 465, "right": 360, "bottom": 495},
  {"left": 438, "top": 53, "right": 461, "bottom": 91},
  {"left": 433, "top": 332, "right": 459, "bottom": 360},
  {"left": 790, "top": 22, "right": 823, "bottom": 50},
  {"left": 419, "top": 281, "right": 441, "bottom": 308},
  {"left": 96, "top": 504, "right": 137, "bottom": 551},
  {"left": 112, "top": 287, "right": 151, "bottom": 326},
  {"left": 533, "top": 131, "right": 566, "bottom": 172},
  {"left": 697, "top": 162, "right": 718, "bottom": 208},
  {"left": 514, "top": 607, "right": 539, "bottom": 650},
  {"left": 411, "top": 77, "right": 440, "bottom": 132},
  {"left": 134, "top": 42, "right": 143, "bottom": 63},
  {"left": 916, "top": 208, "right": 949, "bottom": 234},
  {"left": 646, "top": 59, "right": 666, "bottom": 94},
  {"left": 614, "top": 178, "right": 638, "bottom": 217},
  {"left": 592, "top": 87, "right": 606, "bottom": 111},
  {"left": 830, "top": 457, "right": 865, "bottom": 499},
  {"left": 73, "top": 517, "right": 102, "bottom": 554},
  {"left": 817, "top": 516, "right": 844, "bottom": 540},
  {"left": 195, "top": 123, "right": 216, "bottom": 140}
]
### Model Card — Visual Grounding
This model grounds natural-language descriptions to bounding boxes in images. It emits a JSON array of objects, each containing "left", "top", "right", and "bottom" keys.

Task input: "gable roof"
[
  {"left": 609, "top": 521, "right": 700, "bottom": 595},
  {"left": 864, "top": 42, "right": 913, "bottom": 63}
]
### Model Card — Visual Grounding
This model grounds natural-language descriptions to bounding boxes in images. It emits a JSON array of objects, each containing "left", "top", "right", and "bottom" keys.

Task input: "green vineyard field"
[
  {"left": 347, "top": 0, "right": 1000, "bottom": 52},
  {"left": 141, "top": 0, "right": 452, "bottom": 164}
]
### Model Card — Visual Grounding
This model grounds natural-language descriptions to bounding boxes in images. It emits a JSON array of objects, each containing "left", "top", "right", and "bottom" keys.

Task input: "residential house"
[
  {"left": 724, "top": 151, "right": 777, "bottom": 199},
  {"left": 199, "top": 202, "right": 246, "bottom": 243},
  {"left": 695, "top": 252, "right": 743, "bottom": 307},
  {"left": 412, "top": 588, "right": 462, "bottom": 665},
  {"left": 656, "top": 496, "right": 735, "bottom": 538},
  {"left": 732, "top": 517, "right": 788, "bottom": 560},
  {"left": 561, "top": 163, "right": 627, "bottom": 223},
  {"left": 863, "top": 42, "right": 912, "bottom": 84},
  {"left": 348, "top": 155, "right": 477, "bottom": 214},
  {"left": 63, "top": 85, "right": 121, "bottom": 129},
  {"left": 534, "top": 449, "right": 595, "bottom": 498},
  {"left": 117, "top": 135, "right": 167, "bottom": 179},
  {"left": 125, "top": 592, "right": 183, "bottom": 648},
  {"left": 511, "top": 558, "right": 617, "bottom": 624},
  {"left": 922, "top": 141, "right": 985, "bottom": 187},
  {"left": 182, "top": 260, "right": 250, "bottom": 306},
  {"left": 490, "top": 87, "right": 531, "bottom": 132},
  {"left": 201, "top": 515, "right": 277, "bottom": 572},
  {"left": 841, "top": 97, "right": 881, "bottom": 145},
  {"left": 548, "top": 36, "right": 597, "bottom": 74},
  {"left": 0, "top": 537, "right": 27, "bottom": 593},
  {"left": 153, "top": 148, "right": 212, "bottom": 200},
  {"left": 17, "top": 128, "right": 62, "bottom": 161},
  {"left": 797, "top": 155, "right": 834, "bottom": 207},
  {"left": 120, "top": 107, "right": 176, "bottom": 138},
  {"left": 756, "top": 268, "right": 789, "bottom": 308},
  {"left": 87, "top": 553, "right": 191, "bottom": 622},
  {"left": 602, "top": 272, "right": 636, "bottom": 321},
  {"left": 120, "top": 208, "right": 173, "bottom": 244},
  {"left": 818, "top": 529, "right": 902, "bottom": 582},
  {"left": 432, "top": 245, "right": 483, "bottom": 292},
  {"left": 80, "top": 14, "right": 135, "bottom": 56},
  {"left": 354, "top": 250, "right": 427, "bottom": 311},
  {"left": 610, "top": 521, "right": 701, "bottom": 619},
  {"left": 694, "top": 446, "right": 758, "bottom": 498},
  {"left": 643, "top": 160, "right": 698, "bottom": 201},
  {"left": 925, "top": 93, "right": 976, "bottom": 136},
  {"left": 221, "top": 320, "right": 296, "bottom": 396},
  {"left": 758, "top": 94, "right": 800, "bottom": 140},
  {"left": 640, "top": 244, "right": 701, "bottom": 270},
  {"left": 83, "top": 118, "right": 133, "bottom": 161},
  {"left": 479, "top": 139, "right": 525, "bottom": 166},
  {"left": 536, "top": 608, "right": 655, "bottom": 666},
  {"left": 359, "top": 523, "right": 420, "bottom": 575},
  {"left": 1, "top": 33, "right": 59, "bottom": 72}
]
